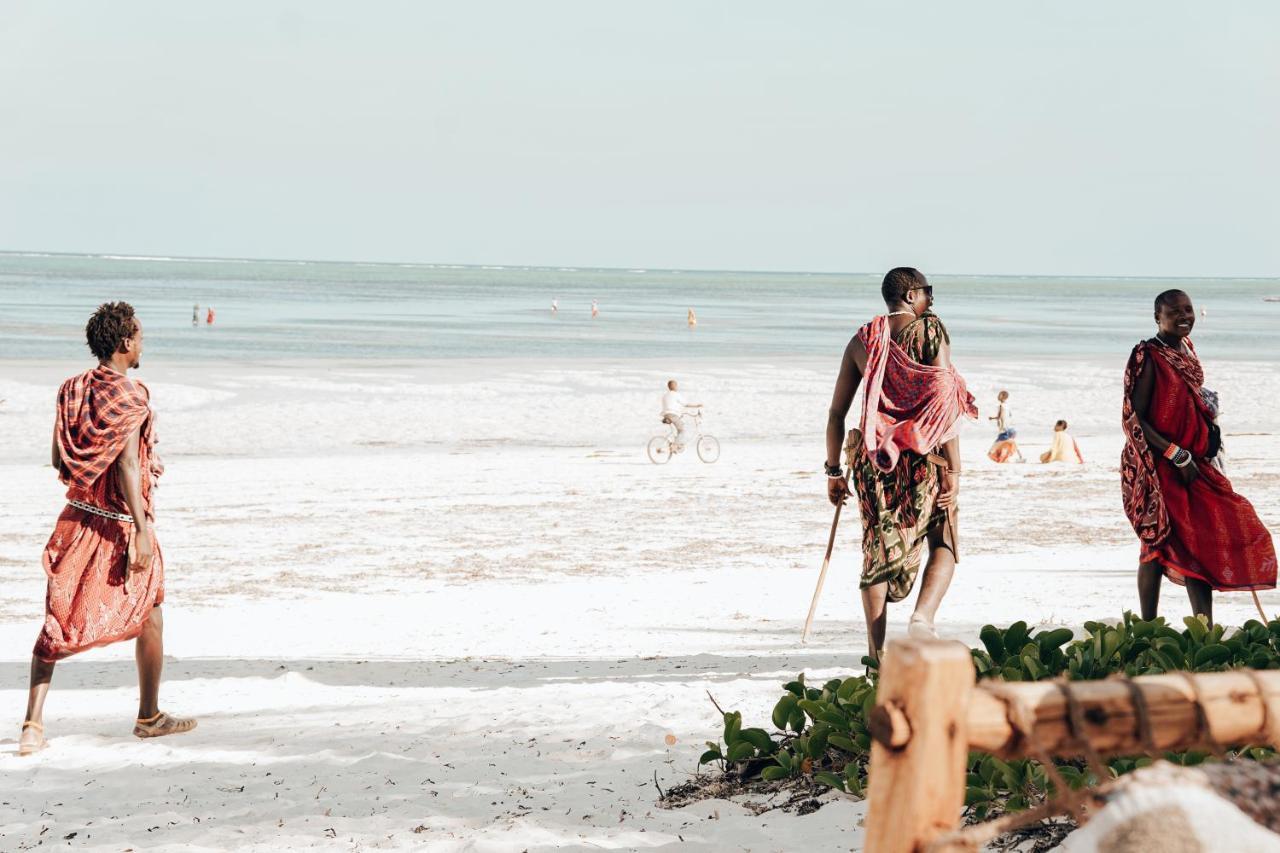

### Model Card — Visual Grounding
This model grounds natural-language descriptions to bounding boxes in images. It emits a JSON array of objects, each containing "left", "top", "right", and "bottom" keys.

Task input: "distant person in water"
[
  {"left": 1040, "top": 419, "right": 1084, "bottom": 464},
  {"left": 687, "top": 307, "right": 697, "bottom": 329},
  {"left": 661, "top": 380, "right": 701, "bottom": 450},
  {"left": 551, "top": 299, "right": 558, "bottom": 315},
  {"left": 18, "top": 302, "right": 196, "bottom": 756},
  {"left": 591, "top": 299, "right": 599, "bottom": 318},
  {"left": 987, "top": 390, "right": 1024, "bottom": 463},
  {"left": 206, "top": 307, "right": 215, "bottom": 326},
  {"left": 1123, "top": 289, "right": 1276, "bottom": 624},
  {"left": 826, "top": 268, "right": 976, "bottom": 658},
  {"left": 191, "top": 304, "right": 199, "bottom": 327}
]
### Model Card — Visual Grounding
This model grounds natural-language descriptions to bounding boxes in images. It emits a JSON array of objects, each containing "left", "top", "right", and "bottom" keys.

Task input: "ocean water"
[{"left": 0, "top": 252, "right": 1276, "bottom": 362}]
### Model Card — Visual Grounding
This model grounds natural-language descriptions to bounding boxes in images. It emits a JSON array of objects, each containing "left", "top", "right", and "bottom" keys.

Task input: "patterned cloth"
[
  {"left": 850, "top": 314, "right": 972, "bottom": 602},
  {"left": 857, "top": 314, "right": 976, "bottom": 473},
  {"left": 1121, "top": 340, "right": 1276, "bottom": 591},
  {"left": 35, "top": 367, "right": 165, "bottom": 662}
]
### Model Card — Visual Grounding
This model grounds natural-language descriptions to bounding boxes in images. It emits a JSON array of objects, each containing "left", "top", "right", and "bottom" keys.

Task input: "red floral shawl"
[{"left": 857, "top": 315, "right": 977, "bottom": 473}]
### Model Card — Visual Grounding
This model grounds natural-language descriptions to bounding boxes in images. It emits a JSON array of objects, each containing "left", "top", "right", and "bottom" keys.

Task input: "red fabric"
[
  {"left": 55, "top": 366, "right": 162, "bottom": 515},
  {"left": 988, "top": 440, "right": 1019, "bottom": 463},
  {"left": 35, "top": 367, "right": 165, "bottom": 661},
  {"left": 1121, "top": 341, "right": 1276, "bottom": 591},
  {"left": 858, "top": 315, "right": 977, "bottom": 472},
  {"left": 35, "top": 508, "right": 165, "bottom": 662}
]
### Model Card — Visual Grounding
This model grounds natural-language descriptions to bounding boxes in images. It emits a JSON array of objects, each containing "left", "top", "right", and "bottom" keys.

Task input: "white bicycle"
[{"left": 647, "top": 411, "right": 720, "bottom": 464}]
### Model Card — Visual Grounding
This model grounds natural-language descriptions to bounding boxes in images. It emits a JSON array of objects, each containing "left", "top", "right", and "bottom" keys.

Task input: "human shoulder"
[{"left": 920, "top": 312, "right": 950, "bottom": 344}]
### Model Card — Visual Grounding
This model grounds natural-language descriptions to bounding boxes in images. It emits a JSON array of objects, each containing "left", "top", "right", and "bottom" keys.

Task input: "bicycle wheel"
[
  {"left": 647, "top": 436, "right": 673, "bottom": 464},
  {"left": 697, "top": 435, "right": 720, "bottom": 463}
]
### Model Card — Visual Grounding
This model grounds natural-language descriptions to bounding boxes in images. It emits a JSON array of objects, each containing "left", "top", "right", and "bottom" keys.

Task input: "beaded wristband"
[{"left": 1163, "top": 443, "right": 1181, "bottom": 461}]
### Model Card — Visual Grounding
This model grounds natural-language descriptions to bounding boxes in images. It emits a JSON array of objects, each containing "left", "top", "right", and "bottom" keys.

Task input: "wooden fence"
[{"left": 863, "top": 639, "right": 1280, "bottom": 852}]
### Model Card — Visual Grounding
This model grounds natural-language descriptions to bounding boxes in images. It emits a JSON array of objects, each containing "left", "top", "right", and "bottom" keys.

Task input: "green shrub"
[{"left": 697, "top": 612, "right": 1280, "bottom": 816}]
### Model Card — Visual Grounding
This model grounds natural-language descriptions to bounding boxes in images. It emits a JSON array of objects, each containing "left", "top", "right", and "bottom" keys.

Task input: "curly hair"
[
  {"left": 881, "top": 267, "right": 927, "bottom": 306},
  {"left": 85, "top": 302, "right": 138, "bottom": 361}
]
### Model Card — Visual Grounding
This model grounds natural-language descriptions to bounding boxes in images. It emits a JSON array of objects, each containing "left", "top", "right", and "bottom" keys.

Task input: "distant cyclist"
[{"left": 661, "top": 380, "right": 702, "bottom": 450}]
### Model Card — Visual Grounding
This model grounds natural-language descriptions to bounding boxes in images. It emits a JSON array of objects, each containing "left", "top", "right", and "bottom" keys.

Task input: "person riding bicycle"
[{"left": 661, "top": 380, "right": 702, "bottom": 450}]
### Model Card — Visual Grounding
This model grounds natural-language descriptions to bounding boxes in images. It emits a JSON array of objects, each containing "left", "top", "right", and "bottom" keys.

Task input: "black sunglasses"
[{"left": 907, "top": 285, "right": 934, "bottom": 298}]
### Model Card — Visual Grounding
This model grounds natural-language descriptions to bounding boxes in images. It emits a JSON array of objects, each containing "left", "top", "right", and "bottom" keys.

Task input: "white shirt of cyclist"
[{"left": 662, "top": 389, "right": 685, "bottom": 416}]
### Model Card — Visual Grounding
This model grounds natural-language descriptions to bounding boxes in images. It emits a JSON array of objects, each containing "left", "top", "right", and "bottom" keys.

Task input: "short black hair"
[
  {"left": 1154, "top": 289, "right": 1187, "bottom": 312},
  {"left": 86, "top": 302, "right": 138, "bottom": 361},
  {"left": 1055, "top": 419, "right": 1068, "bottom": 430},
  {"left": 881, "top": 267, "right": 927, "bottom": 306}
]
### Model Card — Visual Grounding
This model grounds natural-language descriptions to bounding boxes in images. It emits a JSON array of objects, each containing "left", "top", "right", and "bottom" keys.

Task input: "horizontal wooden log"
[{"left": 965, "top": 670, "right": 1280, "bottom": 758}]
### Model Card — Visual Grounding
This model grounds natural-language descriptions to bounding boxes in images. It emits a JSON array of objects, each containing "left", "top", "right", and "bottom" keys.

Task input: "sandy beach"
[{"left": 2, "top": 356, "right": 1278, "bottom": 851}]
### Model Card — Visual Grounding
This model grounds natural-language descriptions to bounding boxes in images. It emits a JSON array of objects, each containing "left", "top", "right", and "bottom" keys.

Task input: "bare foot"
[
  {"left": 18, "top": 721, "right": 47, "bottom": 756},
  {"left": 907, "top": 613, "right": 939, "bottom": 640},
  {"left": 133, "top": 712, "right": 197, "bottom": 739}
]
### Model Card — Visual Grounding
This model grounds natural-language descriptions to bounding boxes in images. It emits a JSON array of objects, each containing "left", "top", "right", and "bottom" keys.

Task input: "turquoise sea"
[{"left": 0, "top": 252, "right": 1277, "bottom": 361}]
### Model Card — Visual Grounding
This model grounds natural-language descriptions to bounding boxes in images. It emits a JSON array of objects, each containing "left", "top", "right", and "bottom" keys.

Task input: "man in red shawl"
[
  {"left": 826, "top": 268, "right": 977, "bottom": 660},
  {"left": 18, "top": 302, "right": 196, "bottom": 755},
  {"left": 1123, "top": 289, "right": 1276, "bottom": 623}
]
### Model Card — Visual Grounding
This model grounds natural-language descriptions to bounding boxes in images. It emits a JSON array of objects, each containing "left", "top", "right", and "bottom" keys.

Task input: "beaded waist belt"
[{"left": 67, "top": 499, "right": 135, "bottom": 523}]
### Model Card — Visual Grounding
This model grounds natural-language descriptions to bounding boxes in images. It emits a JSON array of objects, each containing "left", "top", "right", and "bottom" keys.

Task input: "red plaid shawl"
[
  {"left": 55, "top": 366, "right": 162, "bottom": 494},
  {"left": 857, "top": 315, "right": 977, "bottom": 473}
]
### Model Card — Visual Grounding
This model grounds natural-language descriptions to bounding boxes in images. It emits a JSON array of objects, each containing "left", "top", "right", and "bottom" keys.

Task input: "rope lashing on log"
[{"left": 864, "top": 640, "right": 1280, "bottom": 853}]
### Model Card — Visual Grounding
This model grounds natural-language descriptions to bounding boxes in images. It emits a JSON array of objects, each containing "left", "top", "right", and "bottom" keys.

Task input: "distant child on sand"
[
  {"left": 987, "top": 390, "right": 1024, "bottom": 463},
  {"left": 1040, "top": 419, "right": 1084, "bottom": 464},
  {"left": 192, "top": 304, "right": 199, "bottom": 327},
  {"left": 591, "top": 299, "right": 599, "bottom": 318},
  {"left": 687, "top": 307, "right": 697, "bottom": 329},
  {"left": 206, "top": 307, "right": 215, "bottom": 326}
]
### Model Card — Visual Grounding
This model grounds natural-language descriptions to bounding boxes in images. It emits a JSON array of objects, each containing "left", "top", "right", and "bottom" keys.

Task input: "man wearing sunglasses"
[{"left": 824, "top": 268, "right": 976, "bottom": 661}]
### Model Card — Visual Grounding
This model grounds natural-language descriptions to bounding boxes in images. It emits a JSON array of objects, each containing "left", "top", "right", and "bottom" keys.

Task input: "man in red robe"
[
  {"left": 18, "top": 302, "right": 196, "bottom": 755},
  {"left": 1122, "top": 289, "right": 1277, "bottom": 623}
]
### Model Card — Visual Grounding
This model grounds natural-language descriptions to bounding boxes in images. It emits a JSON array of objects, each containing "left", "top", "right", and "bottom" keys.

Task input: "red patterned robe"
[
  {"left": 34, "top": 366, "right": 165, "bottom": 662},
  {"left": 1121, "top": 340, "right": 1276, "bottom": 591},
  {"left": 851, "top": 314, "right": 976, "bottom": 601}
]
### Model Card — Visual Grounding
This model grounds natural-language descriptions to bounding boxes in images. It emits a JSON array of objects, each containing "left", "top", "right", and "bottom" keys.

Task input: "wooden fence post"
[{"left": 865, "top": 639, "right": 974, "bottom": 853}]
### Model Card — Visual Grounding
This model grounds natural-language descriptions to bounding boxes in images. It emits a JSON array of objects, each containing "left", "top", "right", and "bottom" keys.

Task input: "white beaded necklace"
[{"left": 886, "top": 310, "right": 917, "bottom": 319}]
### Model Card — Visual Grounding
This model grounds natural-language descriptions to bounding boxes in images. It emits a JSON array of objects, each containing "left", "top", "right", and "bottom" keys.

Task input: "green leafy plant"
[{"left": 694, "top": 612, "right": 1280, "bottom": 815}]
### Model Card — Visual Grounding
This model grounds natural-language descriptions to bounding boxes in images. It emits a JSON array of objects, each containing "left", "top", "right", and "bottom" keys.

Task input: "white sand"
[{"left": 1, "top": 357, "right": 1277, "bottom": 851}]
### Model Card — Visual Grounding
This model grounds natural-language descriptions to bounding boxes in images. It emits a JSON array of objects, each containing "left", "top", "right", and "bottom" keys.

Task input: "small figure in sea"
[
  {"left": 192, "top": 304, "right": 199, "bottom": 327},
  {"left": 687, "top": 307, "right": 697, "bottom": 329},
  {"left": 660, "top": 379, "right": 702, "bottom": 451},
  {"left": 1040, "top": 419, "right": 1083, "bottom": 464},
  {"left": 1201, "top": 306, "right": 1208, "bottom": 318},
  {"left": 987, "top": 390, "right": 1024, "bottom": 463},
  {"left": 551, "top": 298, "right": 558, "bottom": 315},
  {"left": 591, "top": 299, "right": 599, "bottom": 319},
  {"left": 206, "top": 306, "right": 215, "bottom": 326},
  {"left": 17, "top": 302, "right": 196, "bottom": 757},
  {"left": 826, "top": 268, "right": 975, "bottom": 657},
  {"left": 1123, "top": 288, "right": 1276, "bottom": 623}
]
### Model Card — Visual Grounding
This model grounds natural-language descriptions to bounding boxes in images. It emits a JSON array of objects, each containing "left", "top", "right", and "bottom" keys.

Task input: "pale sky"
[{"left": 1, "top": 1, "right": 1276, "bottom": 276}]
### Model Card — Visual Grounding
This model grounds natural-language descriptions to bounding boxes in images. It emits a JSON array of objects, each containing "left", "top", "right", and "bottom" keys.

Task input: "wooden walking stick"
[
  {"left": 1252, "top": 590, "right": 1273, "bottom": 624},
  {"left": 802, "top": 497, "right": 843, "bottom": 644},
  {"left": 802, "top": 430, "right": 860, "bottom": 644}
]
